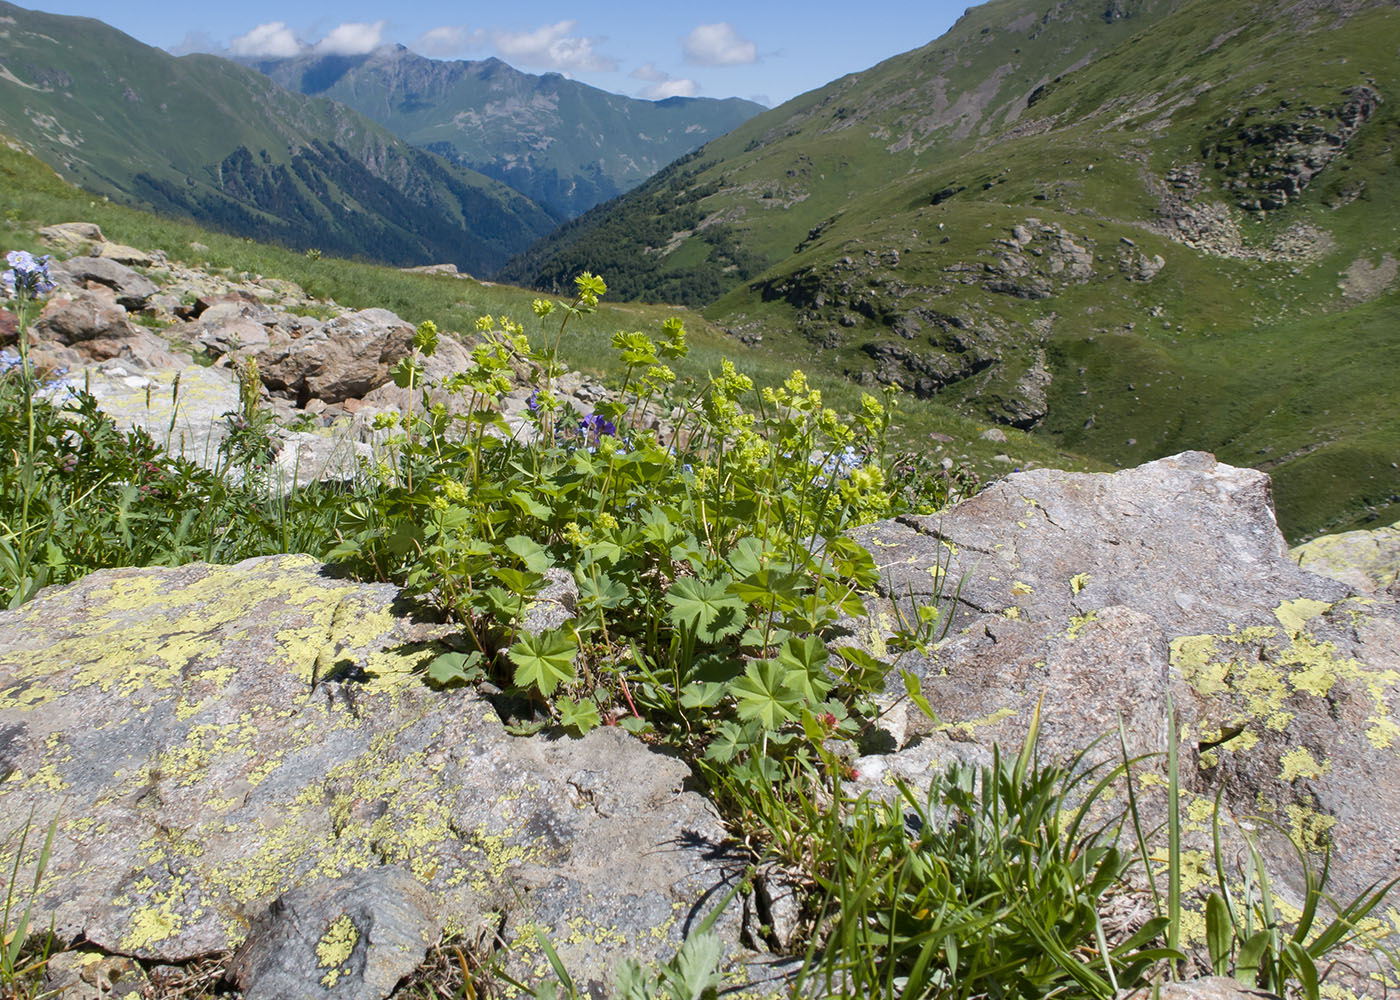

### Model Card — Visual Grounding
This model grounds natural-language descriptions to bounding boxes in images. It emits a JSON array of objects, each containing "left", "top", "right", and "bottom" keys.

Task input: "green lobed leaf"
[
  {"left": 732, "top": 658, "right": 802, "bottom": 730},
  {"left": 556, "top": 696, "right": 601, "bottom": 736},
  {"left": 664, "top": 576, "right": 746, "bottom": 642},
  {"left": 425, "top": 649, "right": 483, "bottom": 687},
  {"left": 510, "top": 628, "right": 579, "bottom": 697}
]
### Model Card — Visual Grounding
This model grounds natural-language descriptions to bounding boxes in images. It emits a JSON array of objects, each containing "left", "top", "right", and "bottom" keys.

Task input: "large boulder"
[
  {"left": 848, "top": 452, "right": 1399, "bottom": 900},
  {"left": 0, "top": 555, "right": 745, "bottom": 993},
  {"left": 32, "top": 287, "right": 185, "bottom": 369},
  {"left": 1291, "top": 520, "right": 1400, "bottom": 595},
  {"left": 257, "top": 308, "right": 415, "bottom": 405},
  {"left": 50, "top": 256, "right": 159, "bottom": 310},
  {"left": 38, "top": 221, "right": 105, "bottom": 255}
]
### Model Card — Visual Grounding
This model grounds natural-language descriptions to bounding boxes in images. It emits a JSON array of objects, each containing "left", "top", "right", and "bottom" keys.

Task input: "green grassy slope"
[
  {"left": 0, "top": 136, "right": 1092, "bottom": 484},
  {"left": 0, "top": 2, "right": 557, "bottom": 274},
  {"left": 249, "top": 48, "right": 763, "bottom": 219},
  {"left": 503, "top": 0, "right": 1400, "bottom": 540}
]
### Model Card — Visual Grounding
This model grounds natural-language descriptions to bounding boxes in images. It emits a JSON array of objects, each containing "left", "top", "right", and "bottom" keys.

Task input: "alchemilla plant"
[{"left": 329, "top": 273, "right": 926, "bottom": 772}]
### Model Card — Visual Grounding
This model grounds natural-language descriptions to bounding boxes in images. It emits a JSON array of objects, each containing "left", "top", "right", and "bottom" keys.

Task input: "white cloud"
[
  {"left": 413, "top": 25, "right": 487, "bottom": 58},
  {"left": 641, "top": 78, "right": 700, "bottom": 99},
  {"left": 314, "top": 21, "right": 388, "bottom": 56},
  {"left": 230, "top": 21, "right": 303, "bottom": 59},
  {"left": 491, "top": 20, "right": 617, "bottom": 73},
  {"left": 630, "top": 62, "right": 667, "bottom": 82},
  {"left": 683, "top": 22, "right": 757, "bottom": 66}
]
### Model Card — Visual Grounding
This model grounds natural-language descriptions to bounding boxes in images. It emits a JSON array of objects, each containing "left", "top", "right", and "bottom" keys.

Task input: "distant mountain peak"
[{"left": 246, "top": 48, "right": 763, "bottom": 218}]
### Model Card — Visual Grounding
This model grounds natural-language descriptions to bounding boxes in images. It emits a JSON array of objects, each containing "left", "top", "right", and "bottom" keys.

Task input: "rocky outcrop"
[
  {"left": 50, "top": 255, "right": 159, "bottom": 310},
  {"left": 0, "top": 555, "right": 744, "bottom": 992},
  {"left": 1205, "top": 86, "right": 1382, "bottom": 212},
  {"left": 1291, "top": 519, "right": 1400, "bottom": 596},
  {"left": 32, "top": 287, "right": 186, "bottom": 369},
  {"left": 2, "top": 452, "right": 1397, "bottom": 995},
  {"left": 252, "top": 308, "right": 416, "bottom": 405},
  {"left": 846, "top": 452, "right": 1399, "bottom": 901}
]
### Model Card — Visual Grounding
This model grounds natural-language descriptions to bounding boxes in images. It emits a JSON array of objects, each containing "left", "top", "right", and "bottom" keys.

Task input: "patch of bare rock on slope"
[
  {"left": 5, "top": 223, "right": 611, "bottom": 485},
  {"left": 2, "top": 451, "right": 1398, "bottom": 997}
]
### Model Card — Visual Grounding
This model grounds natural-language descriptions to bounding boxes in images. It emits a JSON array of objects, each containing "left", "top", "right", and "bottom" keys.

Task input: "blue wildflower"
[{"left": 2, "top": 250, "right": 55, "bottom": 298}]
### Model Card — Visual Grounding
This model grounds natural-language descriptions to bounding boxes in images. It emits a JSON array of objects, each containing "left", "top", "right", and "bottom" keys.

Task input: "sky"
[{"left": 28, "top": 1, "right": 973, "bottom": 107}]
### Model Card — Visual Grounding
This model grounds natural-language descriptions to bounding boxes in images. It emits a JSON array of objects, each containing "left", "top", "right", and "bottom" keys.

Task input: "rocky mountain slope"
[
  {"left": 502, "top": 0, "right": 1400, "bottom": 540},
  {"left": 0, "top": 2, "right": 557, "bottom": 274},
  {"left": 246, "top": 46, "right": 763, "bottom": 219}
]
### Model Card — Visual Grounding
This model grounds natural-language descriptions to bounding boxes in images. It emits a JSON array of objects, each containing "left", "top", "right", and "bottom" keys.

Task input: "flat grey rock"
[
  {"left": 848, "top": 452, "right": 1400, "bottom": 900},
  {"left": 0, "top": 555, "right": 743, "bottom": 989}
]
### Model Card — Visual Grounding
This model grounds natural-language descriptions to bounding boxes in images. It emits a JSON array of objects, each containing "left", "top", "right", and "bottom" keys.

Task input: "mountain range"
[
  {"left": 502, "top": 0, "right": 1400, "bottom": 539},
  {"left": 0, "top": 3, "right": 759, "bottom": 273},
  {"left": 242, "top": 46, "right": 763, "bottom": 219}
]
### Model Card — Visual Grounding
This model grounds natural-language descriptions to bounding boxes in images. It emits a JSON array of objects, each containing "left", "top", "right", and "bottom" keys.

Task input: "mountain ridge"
[
  {"left": 242, "top": 44, "right": 764, "bottom": 218},
  {"left": 0, "top": 2, "right": 558, "bottom": 273}
]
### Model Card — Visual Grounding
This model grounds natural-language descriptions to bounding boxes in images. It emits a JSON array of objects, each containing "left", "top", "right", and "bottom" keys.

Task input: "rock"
[
  {"left": 846, "top": 452, "right": 1398, "bottom": 899},
  {"left": 272, "top": 429, "right": 373, "bottom": 487},
  {"left": 0, "top": 555, "right": 745, "bottom": 990},
  {"left": 193, "top": 315, "right": 273, "bottom": 355},
  {"left": 228, "top": 867, "right": 439, "bottom": 1000},
  {"left": 32, "top": 289, "right": 187, "bottom": 370},
  {"left": 979, "top": 427, "right": 1007, "bottom": 442},
  {"left": 401, "top": 263, "right": 462, "bottom": 276},
  {"left": 39, "top": 221, "right": 105, "bottom": 255},
  {"left": 258, "top": 308, "right": 415, "bottom": 405},
  {"left": 1291, "top": 520, "right": 1400, "bottom": 595},
  {"left": 78, "top": 363, "right": 239, "bottom": 461},
  {"left": 50, "top": 256, "right": 159, "bottom": 310},
  {"left": 34, "top": 288, "right": 133, "bottom": 346},
  {"left": 41, "top": 950, "right": 148, "bottom": 999},
  {"left": 1120, "top": 978, "right": 1280, "bottom": 1000},
  {"left": 93, "top": 241, "right": 155, "bottom": 267}
]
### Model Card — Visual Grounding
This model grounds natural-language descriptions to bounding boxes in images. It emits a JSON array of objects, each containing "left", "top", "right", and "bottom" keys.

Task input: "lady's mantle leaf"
[
  {"left": 510, "top": 628, "right": 578, "bottom": 697},
  {"left": 664, "top": 577, "right": 745, "bottom": 642}
]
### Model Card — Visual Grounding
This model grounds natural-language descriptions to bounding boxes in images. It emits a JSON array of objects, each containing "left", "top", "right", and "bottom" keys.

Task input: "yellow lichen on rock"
[
  {"left": 315, "top": 913, "right": 359, "bottom": 988},
  {"left": 1274, "top": 597, "right": 1335, "bottom": 635},
  {"left": 1278, "top": 746, "right": 1328, "bottom": 782}
]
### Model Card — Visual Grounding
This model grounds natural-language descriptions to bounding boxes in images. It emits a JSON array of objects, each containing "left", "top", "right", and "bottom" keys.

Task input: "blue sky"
[{"left": 31, "top": 2, "right": 972, "bottom": 107}]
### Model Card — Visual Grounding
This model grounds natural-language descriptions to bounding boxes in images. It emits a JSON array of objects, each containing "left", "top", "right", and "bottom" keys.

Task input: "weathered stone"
[
  {"left": 38, "top": 221, "right": 105, "bottom": 255},
  {"left": 94, "top": 241, "right": 155, "bottom": 267},
  {"left": 846, "top": 452, "right": 1398, "bottom": 899},
  {"left": 77, "top": 363, "right": 238, "bottom": 461},
  {"left": 0, "top": 556, "right": 744, "bottom": 989},
  {"left": 258, "top": 308, "right": 415, "bottom": 404},
  {"left": 1120, "top": 978, "right": 1280, "bottom": 1000},
  {"left": 50, "top": 256, "right": 159, "bottom": 310},
  {"left": 228, "top": 867, "right": 439, "bottom": 1000},
  {"left": 194, "top": 316, "right": 273, "bottom": 355},
  {"left": 1291, "top": 519, "right": 1400, "bottom": 595},
  {"left": 34, "top": 287, "right": 133, "bottom": 346},
  {"left": 41, "top": 949, "right": 148, "bottom": 999}
]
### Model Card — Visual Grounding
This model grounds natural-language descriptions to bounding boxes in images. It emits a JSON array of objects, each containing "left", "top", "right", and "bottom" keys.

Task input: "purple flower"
[
  {"left": 2, "top": 250, "right": 55, "bottom": 298},
  {"left": 579, "top": 413, "right": 617, "bottom": 442},
  {"left": 527, "top": 389, "right": 540, "bottom": 413}
]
